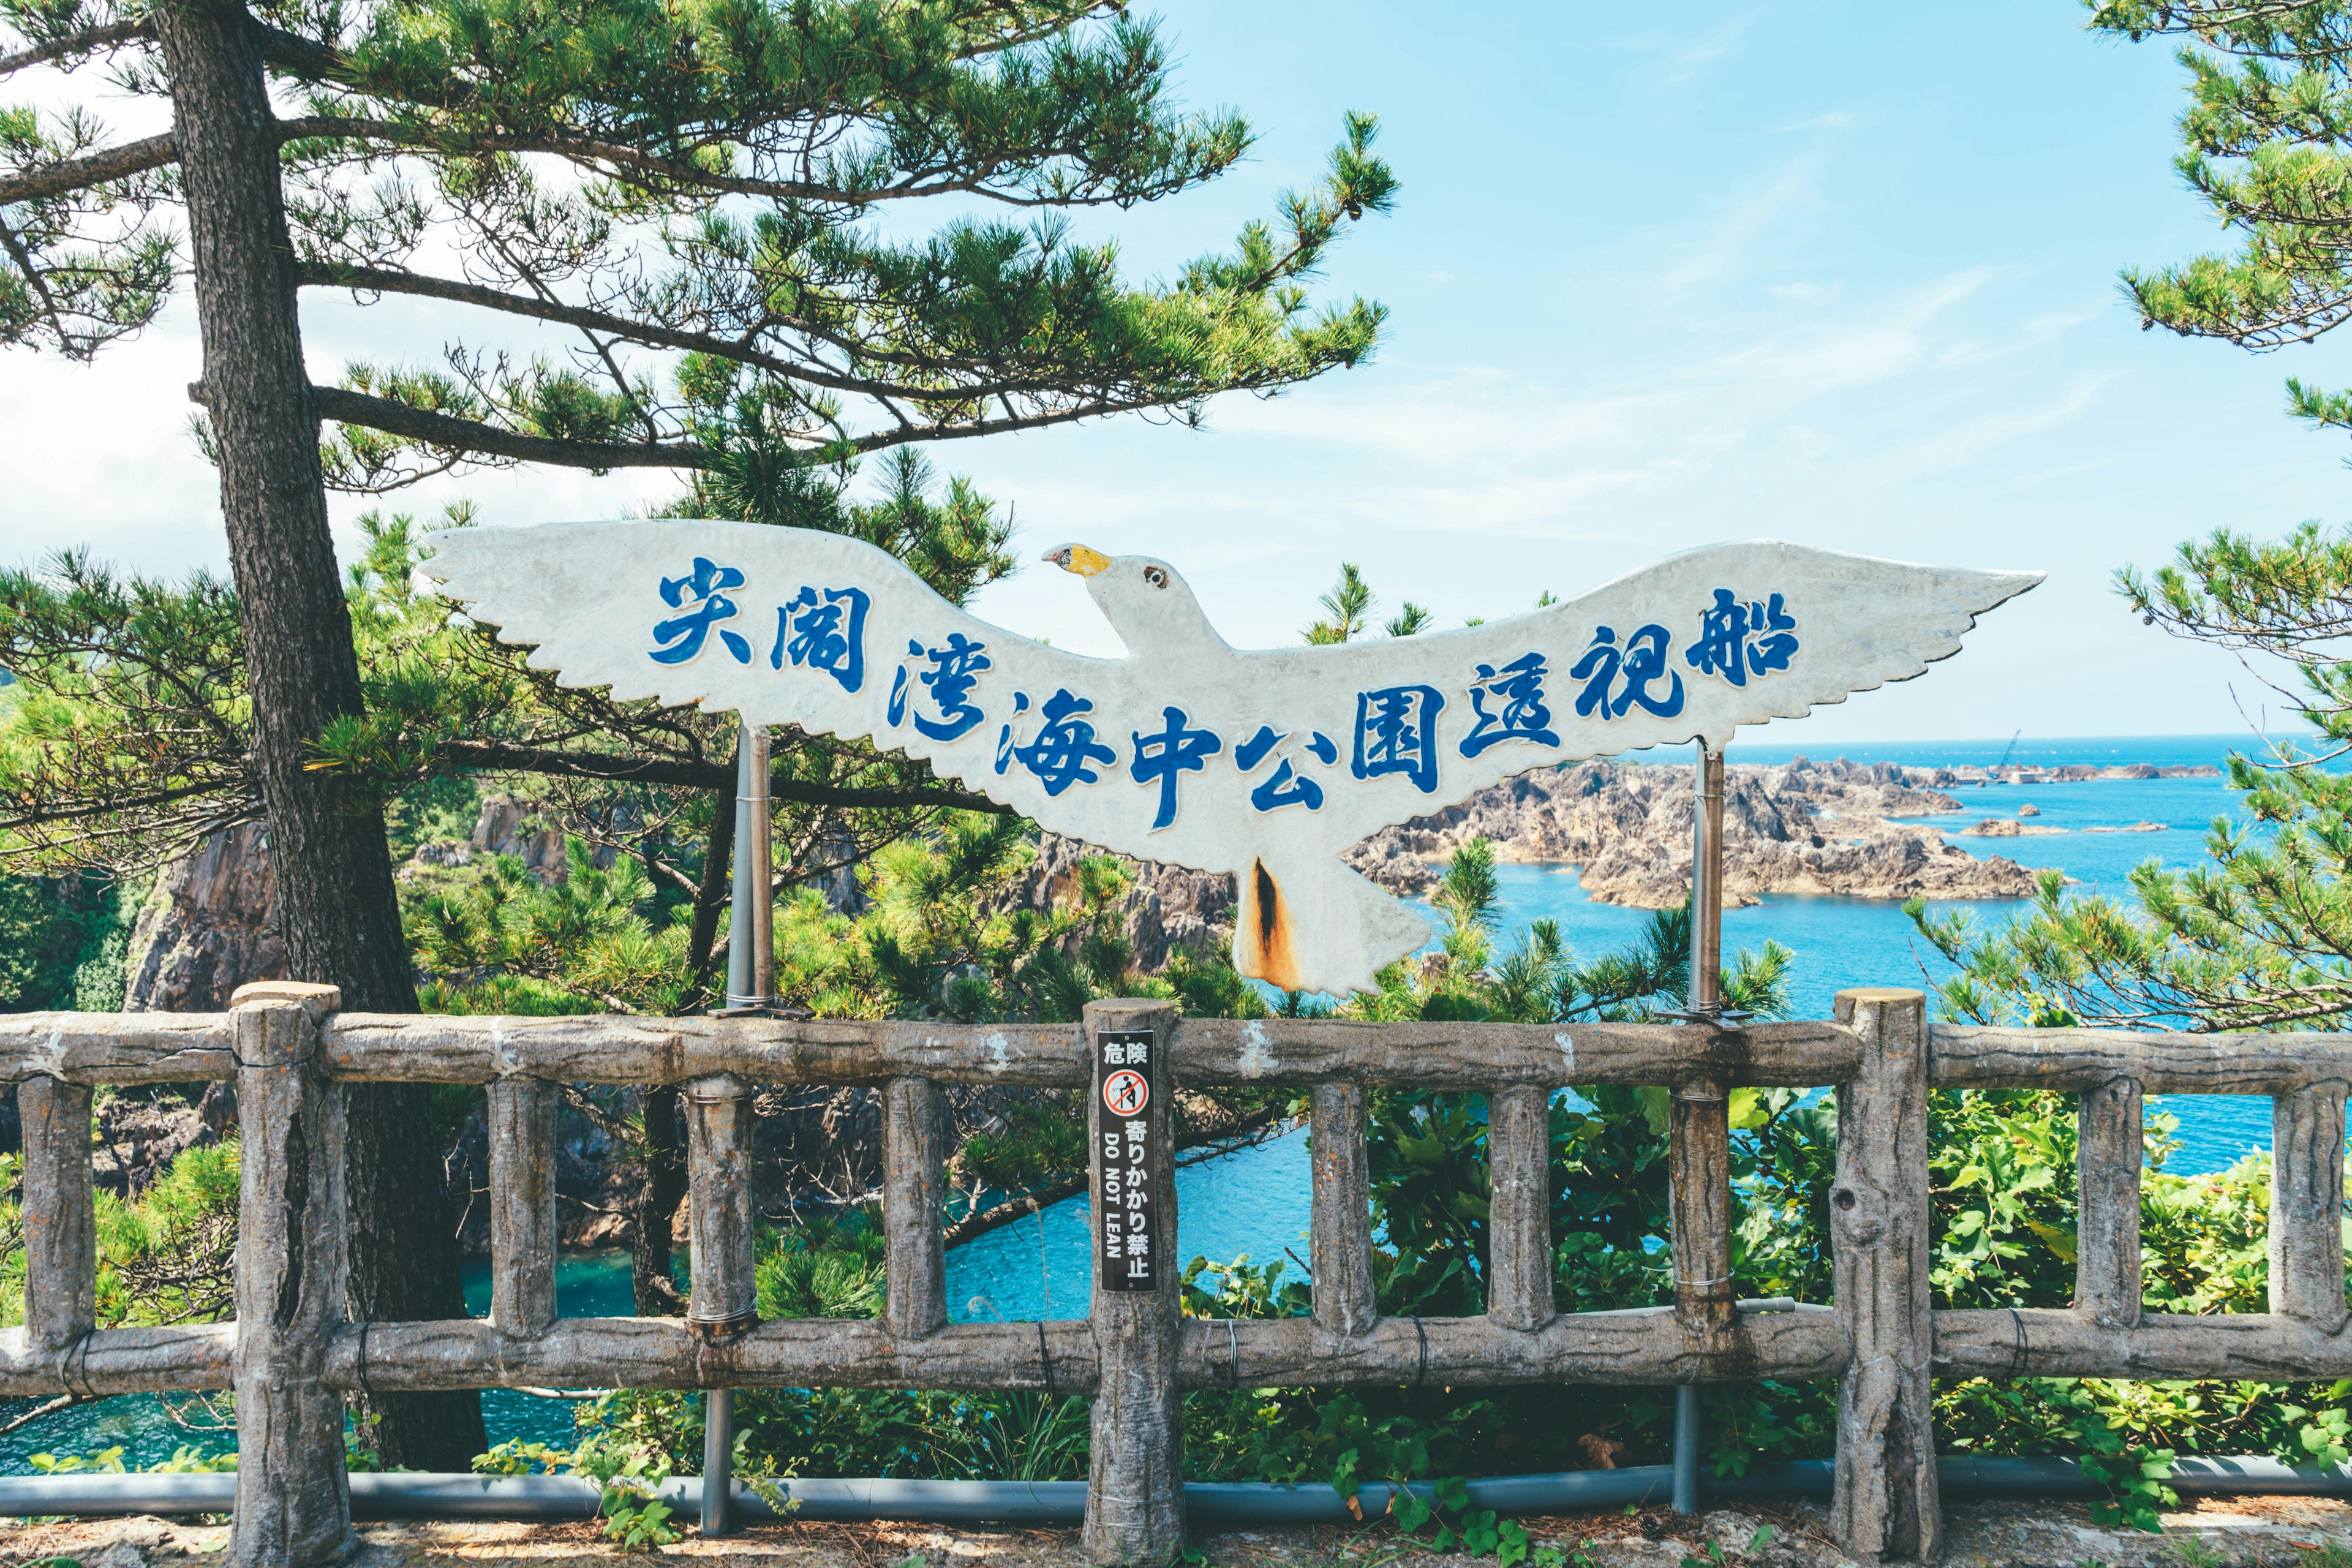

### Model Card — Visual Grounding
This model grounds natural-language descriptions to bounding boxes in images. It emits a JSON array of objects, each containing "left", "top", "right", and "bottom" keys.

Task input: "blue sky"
[{"left": 6, "top": 1, "right": 2348, "bottom": 744}]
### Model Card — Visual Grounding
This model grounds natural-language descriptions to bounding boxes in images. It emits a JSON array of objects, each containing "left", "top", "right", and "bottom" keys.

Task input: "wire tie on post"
[
  {"left": 59, "top": 1329, "right": 95, "bottom": 1402},
  {"left": 1412, "top": 1316, "right": 1428, "bottom": 1387},
  {"left": 1036, "top": 1321, "right": 1053, "bottom": 1396},
  {"left": 1226, "top": 1318, "right": 1242, "bottom": 1387},
  {"left": 356, "top": 1319, "right": 375, "bottom": 1398}
]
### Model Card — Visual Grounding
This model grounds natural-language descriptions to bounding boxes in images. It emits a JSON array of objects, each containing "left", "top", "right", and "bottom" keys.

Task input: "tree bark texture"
[
  {"left": 488, "top": 1077, "right": 559, "bottom": 1339},
  {"left": 229, "top": 998, "right": 353, "bottom": 1567},
  {"left": 1829, "top": 988, "right": 1940, "bottom": 1564},
  {"left": 883, "top": 1077, "right": 949, "bottom": 1340},
  {"left": 19, "top": 1077, "right": 96, "bottom": 1353},
  {"left": 1669, "top": 1071, "right": 1734, "bottom": 1333},
  {"left": 634, "top": 1085, "right": 688, "bottom": 1316},
  {"left": 148, "top": 0, "right": 475, "bottom": 1469},
  {"left": 685, "top": 1074, "right": 758, "bottom": 1333},
  {"left": 2271, "top": 1082, "right": 2348, "bottom": 1333},
  {"left": 1934, "top": 1308, "right": 2352, "bottom": 1380},
  {"left": 1309, "top": 1084, "right": 1377, "bottom": 1339},
  {"left": 298, "top": 1014, "right": 1858, "bottom": 1090},
  {"left": 1929, "top": 1025, "right": 2352, "bottom": 1094},
  {"left": 684, "top": 756, "right": 737, "bottom": 1000},
  {"left": 1084, "top": 999, "right": 1185, "bottom": 1566},
  {"left": 2075, "top": 1077, "right": 2143, "bottom": 1330},
  {"left": 1485, "top": 1084, "right": 1555, "bottom": 1333},
  {"left": 1, "top": 1302, "right": 1853, "bottom": 1402},
  {"left": 3, "top": 1012, "right": 1862, "bottom": 1089}
]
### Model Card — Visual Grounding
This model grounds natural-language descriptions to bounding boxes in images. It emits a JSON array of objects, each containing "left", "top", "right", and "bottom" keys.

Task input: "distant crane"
[{"left": 1994, "top": 729, "right": 2022, "bottom": 772}]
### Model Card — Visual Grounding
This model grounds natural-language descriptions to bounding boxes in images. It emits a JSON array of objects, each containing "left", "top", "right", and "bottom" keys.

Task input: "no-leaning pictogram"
[{"left": 1102, "top": 1069, "right": 1149, "bottom": 1116}]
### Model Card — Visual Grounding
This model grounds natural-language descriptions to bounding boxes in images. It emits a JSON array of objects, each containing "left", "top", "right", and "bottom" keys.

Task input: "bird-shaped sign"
[{"left": 420, "top": 524, "right": 2038, "bottom": 995}]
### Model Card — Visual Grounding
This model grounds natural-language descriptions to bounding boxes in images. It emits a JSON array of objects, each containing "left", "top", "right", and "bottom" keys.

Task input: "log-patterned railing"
[{"left": 2, "top": 985, "right": 2346, "bottom": 1566}]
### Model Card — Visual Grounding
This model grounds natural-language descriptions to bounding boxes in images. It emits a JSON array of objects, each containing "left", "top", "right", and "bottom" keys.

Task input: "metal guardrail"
[{"left": 3, "top": 989, "right": 2348, "bottom": 1566}]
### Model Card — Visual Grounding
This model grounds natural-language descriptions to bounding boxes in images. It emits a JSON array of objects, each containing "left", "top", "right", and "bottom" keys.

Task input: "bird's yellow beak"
[{"left": 1044, "top": 543, "right": 1112, "bottom": 578}]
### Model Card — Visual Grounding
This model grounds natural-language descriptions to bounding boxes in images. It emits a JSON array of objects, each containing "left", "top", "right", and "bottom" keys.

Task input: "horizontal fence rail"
[{"left": 3, "top": 984, "right": 2348, "bottom": 1567}]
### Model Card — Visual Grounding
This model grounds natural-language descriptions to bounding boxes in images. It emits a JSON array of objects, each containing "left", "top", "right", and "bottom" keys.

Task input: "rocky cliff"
[
  {"left": 1000, "top": 833, "right": 1237, "bottom": 971},
  {"left": 1341, "top": 756, "right": 2049, "bottom": 909},
  {"left": 121, "top": 822, "right": 285, "bottom": 1012}
]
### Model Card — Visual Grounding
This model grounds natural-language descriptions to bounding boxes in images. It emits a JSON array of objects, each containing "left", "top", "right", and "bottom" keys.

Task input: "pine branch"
[
  {"left": 0, "top": 19, "right": 149, "bottom": 79},
  {"left": 300, "top": 383, "right": 717, "bottom": 470},
  {"left": 0, "top": 130, "right": 177, "bottom": 206},
  {"left": 834, "top": 389, "right": 1197, "bottom": 454},
  {"left": 254, "top": 24, "right": 347, "bottom": 83},
  {"left": 280, "top": 115, "right": 1206, "bottom": 212},
  {"left": 296, "top": 262, "right": 1078, "bottom": 404},
  {"left": 429, "top": 739, "right": 1012, "bottom": 813}
]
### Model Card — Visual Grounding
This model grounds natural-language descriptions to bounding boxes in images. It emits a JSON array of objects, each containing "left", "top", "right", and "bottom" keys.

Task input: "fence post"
[
  {"left": 2075, "top": 1077, "right": 2144, "bottom": 1330},
  {"left": 487, "top": 1076, "right": 560, "bottom": 1338},
  {"left": 1310, "top": 1084, "right": 1378, "bottom": 1338},
  {"left": 1830, "top": 987, "right": 1940, "bottom": 1564},
  {"left": 685, "top": 1071, "right": 758, "bottom": 1536},
  {"left": 1670, "top": 739, "right": 1735, "bottom": 1513},
  {"left": 228, "top": 982, "right": 352, "bottom": 1568},
  {"left": 1487, "top": 1085, "right": 1555, "bottom": 1332},
  {"left": 1083, "top": 998, "right": 1184, "bottom": 1566},
  {"left": 19, "top": 1076, "right": 96, "bottom": 1354},
  {"left": 2271, "top": 1082, "right": 2349, "bottom": 1333},
  {"left": 884, "top": 1077, "right": 949, "bottom": 1339}
]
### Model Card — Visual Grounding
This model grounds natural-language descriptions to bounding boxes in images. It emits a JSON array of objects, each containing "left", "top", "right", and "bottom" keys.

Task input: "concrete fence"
[{"left": 3, "top": 983, "right": 2347, "bottom": 1566}]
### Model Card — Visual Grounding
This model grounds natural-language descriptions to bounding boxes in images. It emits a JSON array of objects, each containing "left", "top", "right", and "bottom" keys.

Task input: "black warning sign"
[{"left": 1094, "top": 1029, "right": 1158, "bottom": 1292}]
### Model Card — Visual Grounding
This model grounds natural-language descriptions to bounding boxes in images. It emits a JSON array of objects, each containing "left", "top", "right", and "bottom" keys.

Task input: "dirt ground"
[{"left": 12, "top": 1494, "right": 2352, "bottom": 1568}]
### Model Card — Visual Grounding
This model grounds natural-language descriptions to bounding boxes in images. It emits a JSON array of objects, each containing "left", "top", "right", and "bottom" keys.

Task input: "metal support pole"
[
  {"left": 1673, "top": 1384, "right": 1702, "bottom": 1517},
  {"left": 702, "top": 1389, "right": 736, "bottom": 1535},
  {"left": 1689, "top": 741, "right": 1723, "bottom": 1018},
  {"left": 704, "top": 720, "right": 770, "bottom": 1537},
  {"left": 1672, "top": 739, "right": 1731, "bottom": 1517},
  {"left": 725, "top": 722, "right": 773, "bottom": 1009}
]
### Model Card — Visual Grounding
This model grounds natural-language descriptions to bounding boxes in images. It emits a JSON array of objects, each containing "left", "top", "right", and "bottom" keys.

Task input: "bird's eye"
[{"left": 1144, "top": 566, "right": 1168, "bottom": 589}]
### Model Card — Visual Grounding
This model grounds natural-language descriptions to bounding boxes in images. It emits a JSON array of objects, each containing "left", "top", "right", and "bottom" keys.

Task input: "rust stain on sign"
[{"left": 1238, "top": 858, "right": 1302, "bottom": 992}]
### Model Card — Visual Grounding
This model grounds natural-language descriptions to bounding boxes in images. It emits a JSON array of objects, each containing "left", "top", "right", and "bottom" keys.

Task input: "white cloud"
[
  {"left": 1663, "top": 17, "right": 1752, "bottom": 84},
  {"left": 1860, "top": 377, "right": 2110, "bottom": 486}
]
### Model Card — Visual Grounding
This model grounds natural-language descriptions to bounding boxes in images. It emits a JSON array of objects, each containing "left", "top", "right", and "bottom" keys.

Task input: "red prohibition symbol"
[{"left": 1102, "top": 1069, "right": 1150, "bottom": 1117}]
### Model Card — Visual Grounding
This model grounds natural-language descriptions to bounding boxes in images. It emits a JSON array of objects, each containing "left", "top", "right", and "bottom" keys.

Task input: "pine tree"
[
  {"left": 1910, "top": 4, "right": 2352, "bottom": 1031},
  {"left": 2092, "top": 2, "right": 2352, "bottom": 435},
  {"left": 0, "top": 0, "right": 1395, "bottom": 1464}
]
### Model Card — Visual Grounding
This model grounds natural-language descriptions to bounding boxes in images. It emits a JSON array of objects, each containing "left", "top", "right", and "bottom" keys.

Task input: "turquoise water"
[{"left": 0, "top": 734, "right": 2317, "bottom": 1469}]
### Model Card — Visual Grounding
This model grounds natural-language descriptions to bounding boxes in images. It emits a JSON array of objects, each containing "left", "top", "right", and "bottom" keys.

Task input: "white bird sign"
[{"left": 420, "top": 523, "right": 2038, "bottom": 996}]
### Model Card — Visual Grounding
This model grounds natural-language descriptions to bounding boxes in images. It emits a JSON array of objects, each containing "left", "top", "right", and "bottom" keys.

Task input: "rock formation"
[
  {"left": 121, "top": 822, "right": 284, "bottom": 1012},
  {"left": 1000, "top": 833, "right": 1237, "bottom": 971},
  {"left": 467, "top": 794, "right": 568, "bottom": 881},
  {"left": 1341, "top": 757, "right": 2050, "bottom": 909},
  {"left": 1961, "top": 819, "right": 2065, "bottom": 837}
]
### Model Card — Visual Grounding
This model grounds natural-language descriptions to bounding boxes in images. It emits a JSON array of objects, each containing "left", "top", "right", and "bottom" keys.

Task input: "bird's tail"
[{"left": 1234, "top": 854, "right": 1433, "bottom": 1000}]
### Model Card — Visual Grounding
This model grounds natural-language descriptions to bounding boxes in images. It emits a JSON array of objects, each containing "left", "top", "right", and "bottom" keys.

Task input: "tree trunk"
[
  {"left": 148, "top": 0, "right": 480, "bottom": 1469},
  {"left": 636, "top": 762, "right": 736, "bottom": 1316},
  {"left": 633, "top": 1085, "right": 689, "bottom": 1316}
]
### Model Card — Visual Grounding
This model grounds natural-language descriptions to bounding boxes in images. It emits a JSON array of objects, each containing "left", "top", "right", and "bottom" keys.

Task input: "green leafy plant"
[
  {"left": 2078, "top": 1413, "right": 2179, "bottom": 1533},
  {"left": 475, "top": 1434, "right": 679, "bottom": 1549},
  {"left": 1384, "top": 1475, "right": 1532, "bottom": 1562}
]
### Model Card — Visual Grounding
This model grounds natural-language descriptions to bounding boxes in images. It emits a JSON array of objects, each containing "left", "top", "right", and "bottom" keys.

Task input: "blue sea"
[
  {"left": 946, "top": 733, "right": 2300, "bottom": 1327},
  {"left": 0, "top": 733, "right": 2324, "bottom": 1471}
]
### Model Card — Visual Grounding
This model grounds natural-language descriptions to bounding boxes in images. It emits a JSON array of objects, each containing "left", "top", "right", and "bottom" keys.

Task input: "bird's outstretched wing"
[
  {"left": 420, "top": 520, "right": 1153, "bottom": 829},
  {"left": 424, "top": 527, "right": 2037, "bottom": 919},
  {"left": 1215, "top": 540, "right": 2041, "bottom": 858}
]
